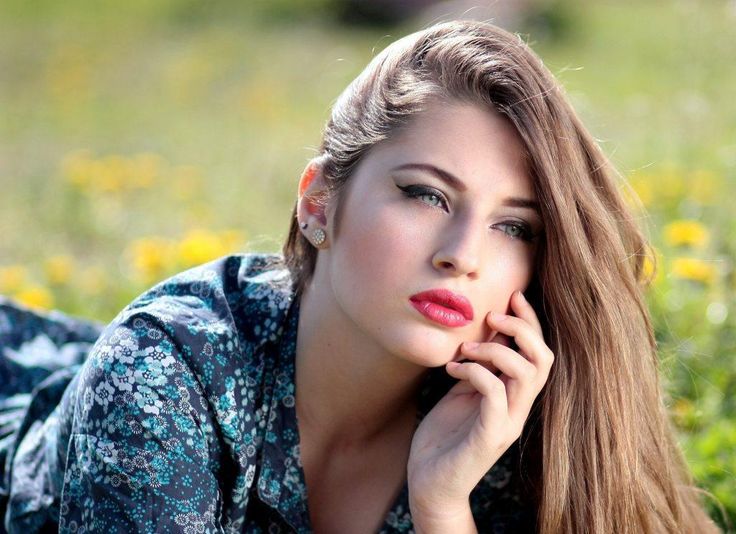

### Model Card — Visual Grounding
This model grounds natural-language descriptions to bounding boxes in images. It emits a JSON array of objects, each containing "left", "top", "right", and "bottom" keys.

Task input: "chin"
[{"left": 390, "top": 331, "right": 463, "bottom": 368}]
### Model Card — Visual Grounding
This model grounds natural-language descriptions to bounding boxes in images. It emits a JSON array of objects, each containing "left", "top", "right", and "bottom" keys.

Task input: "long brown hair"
[{"left": 283, "top": 20, "right": 719, "bottom": 533}]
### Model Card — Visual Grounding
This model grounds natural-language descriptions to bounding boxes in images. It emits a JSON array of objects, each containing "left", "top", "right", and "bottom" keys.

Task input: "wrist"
[{"left": 409, "top": 497, "right": 477, "bottom": 534}]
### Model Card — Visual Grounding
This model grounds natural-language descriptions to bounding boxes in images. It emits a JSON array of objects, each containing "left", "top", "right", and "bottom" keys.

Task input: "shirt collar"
[{"left": 256, "top": 297, "right": 311, "bottom": 530}]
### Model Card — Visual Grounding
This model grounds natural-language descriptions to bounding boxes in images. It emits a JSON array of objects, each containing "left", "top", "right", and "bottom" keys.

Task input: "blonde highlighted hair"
[{"left": 283, "top": 20, "right": 719, "bottom": 533}]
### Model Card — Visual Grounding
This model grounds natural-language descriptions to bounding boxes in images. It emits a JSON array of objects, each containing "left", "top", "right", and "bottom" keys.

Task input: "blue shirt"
[{"left": 1, "top": 254, "right": 535, "bottom": 533}]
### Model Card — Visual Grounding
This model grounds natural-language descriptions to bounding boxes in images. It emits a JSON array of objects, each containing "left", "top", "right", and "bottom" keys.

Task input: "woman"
[{"left": 0, "top": 20, "right": 719, "bottom": 533}]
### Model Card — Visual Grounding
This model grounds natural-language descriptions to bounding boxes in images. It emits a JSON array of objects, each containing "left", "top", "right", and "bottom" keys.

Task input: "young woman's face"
[{"left": 319, "top": 99, "right": 542, "bottom": 367}]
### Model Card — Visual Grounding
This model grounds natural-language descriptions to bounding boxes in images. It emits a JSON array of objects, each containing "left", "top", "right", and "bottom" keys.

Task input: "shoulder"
[
  {"left": 110, "top": 253, "right": 295, "bottom": 354},
  {"left": 69, "top": 253, "right": 297, "bottom": 452},
  {"left": 71, "top": 254, "right": 296, "bottom": 410},
  {"left": 124, "top": 252, "right": 293, "bottom": 324},
  {"left": 73, "top": 252, "right": 296, "bottom": 413}
]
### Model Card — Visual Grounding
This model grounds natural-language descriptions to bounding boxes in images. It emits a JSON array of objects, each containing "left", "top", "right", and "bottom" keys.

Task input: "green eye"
[
  {"left": 396, "top": 184, "right": 449, "bottom": 212},
  {"left": 418, "top": 192, "right": 442, "bottom": 207},
  {"left": 495, "top": 222, "right": 534, "bottom": 242},
  {"left": 505, "top": 225, "right": 523, "bottom": 238}
]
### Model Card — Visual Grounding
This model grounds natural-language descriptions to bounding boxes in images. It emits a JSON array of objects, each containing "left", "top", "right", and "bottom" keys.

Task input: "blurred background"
[{"left": 0, "top": 0, "right": 734, "bottom": 528}]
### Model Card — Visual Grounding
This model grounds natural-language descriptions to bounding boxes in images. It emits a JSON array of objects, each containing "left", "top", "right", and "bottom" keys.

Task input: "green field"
[{"left": 1, "top": 0, "right": 734, "bottom": 529}]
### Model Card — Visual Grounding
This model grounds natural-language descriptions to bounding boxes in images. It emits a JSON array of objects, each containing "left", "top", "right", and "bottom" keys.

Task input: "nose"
[{"left": 431, "top": 217, "right": 483, "bottom": 279}]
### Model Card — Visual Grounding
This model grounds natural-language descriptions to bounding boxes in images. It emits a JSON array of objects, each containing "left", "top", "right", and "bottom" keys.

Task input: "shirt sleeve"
[{"left": 59, "top": 311, "right": 226, "bottom": 534}]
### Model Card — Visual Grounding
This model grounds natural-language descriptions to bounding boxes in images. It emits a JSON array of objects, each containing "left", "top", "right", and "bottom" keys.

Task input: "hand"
[{"left": 407, "top": 290, "right": 554, "bottom": 512}]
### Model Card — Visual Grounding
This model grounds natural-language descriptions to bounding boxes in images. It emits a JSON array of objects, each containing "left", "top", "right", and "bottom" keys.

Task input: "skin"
[{"left": 295, "top": 99, "right": 554, "bottom": 532}]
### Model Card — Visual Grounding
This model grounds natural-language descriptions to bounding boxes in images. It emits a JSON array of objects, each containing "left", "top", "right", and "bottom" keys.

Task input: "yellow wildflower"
[
  {"left": 44, "top": 255, "right": 75, "bottom": 285},
  {"left": 638, "top": 247, "right": 665, "bottom": 287},
  {"left": 14, "top": 285, "right": 55, "bottom": 310},
  {"left": 640, "top": 250, "right": 658, "bottom": 282},
  {"left": 671, "top": 257, "right": 717, "bottom": 285},
  {"left": 663, "top": 220, "right": 709, "bottom": 249},
  {"left": 178, "top": 229, "right": 226, "bottom": 267},
  {"left": 624, "top": 176, "right": 653, "bottom": 208},
  {"left": 127, "top": 237, "right": 175, "bottom": 282},
  {"left": 0, "top": 265, "right": 28, "bottom": 294},
  {"left": 641, "top": 254, "right": 655, "bottom": 280}
]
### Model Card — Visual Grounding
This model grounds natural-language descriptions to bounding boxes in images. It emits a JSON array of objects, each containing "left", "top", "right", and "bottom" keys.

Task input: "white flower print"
[
  {"left": 93, "top": 381, "right": 115, "bottom": 408},
  {"left": 133, "top": 385, "right": 163, "bottom": 415},
  {"left": 111, "top": 367, "right": 135, "bottom": 392}
]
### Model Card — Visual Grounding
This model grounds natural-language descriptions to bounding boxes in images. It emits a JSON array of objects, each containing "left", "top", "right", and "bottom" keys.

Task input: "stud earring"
[
  {"left": 300, "top": 222, "right": 308, "bottom": 230},
  {"left": 312, "top": 228, "right": 326, "bottom": 247}
]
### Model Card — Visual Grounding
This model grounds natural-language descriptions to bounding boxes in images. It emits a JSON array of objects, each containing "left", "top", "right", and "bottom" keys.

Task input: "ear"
[{"left": 296, "top": 156, "right": 331, "bottom": 246}]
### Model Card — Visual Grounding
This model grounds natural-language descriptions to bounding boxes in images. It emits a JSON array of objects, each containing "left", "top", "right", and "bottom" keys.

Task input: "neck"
[{"left": 295, "top": 279, "right": 428, "bottom": 454}]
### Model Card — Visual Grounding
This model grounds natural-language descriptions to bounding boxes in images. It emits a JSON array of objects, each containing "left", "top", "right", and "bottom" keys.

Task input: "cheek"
[
  {"left": 331, "top": 206, "right": 418, "bottom": 294},
  {"left": 481, "top": 247, "right": 536, "bottom": 311}
]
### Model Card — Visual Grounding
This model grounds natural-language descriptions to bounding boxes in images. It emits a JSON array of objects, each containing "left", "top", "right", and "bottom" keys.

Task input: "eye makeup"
[{"left": 395, "top": 183, "right": 449, "bottom": 211}]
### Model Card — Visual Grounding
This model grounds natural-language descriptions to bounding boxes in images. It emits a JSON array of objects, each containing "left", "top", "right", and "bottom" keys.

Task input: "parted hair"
[{"left": 283, "top": 20, "right": 719, "bottom": 533}]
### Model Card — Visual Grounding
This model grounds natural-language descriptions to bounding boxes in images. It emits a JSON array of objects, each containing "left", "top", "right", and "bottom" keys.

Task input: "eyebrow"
[{"left": 391, "top": 162, "right": 541, "bottom": 215}]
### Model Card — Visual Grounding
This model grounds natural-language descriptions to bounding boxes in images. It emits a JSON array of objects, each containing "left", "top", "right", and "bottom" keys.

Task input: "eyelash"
[
  {"left": 396, "top": 183, "right": 537, "bottom": 243},
  {"left": 397, "top": 184, "right": 449, "bottom": 211}
]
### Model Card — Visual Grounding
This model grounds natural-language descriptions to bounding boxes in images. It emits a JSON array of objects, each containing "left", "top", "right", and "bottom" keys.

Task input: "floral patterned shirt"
[{"left": 1, "top": 254, "right": 536, "bottom": 533}]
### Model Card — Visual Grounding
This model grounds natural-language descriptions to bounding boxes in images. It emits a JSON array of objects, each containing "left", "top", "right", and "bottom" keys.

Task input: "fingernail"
[
  {"left": 491, "top": 311, "right": 507, "bottom": 321},
  {"left": 516, "top": 290, "right": 526, "bottom": 300},
  {"left": 446, "top": 361, "right": 460, "bottom": 369},
  {"left": 463, "top": 341, "right": 480, "bottom": 351}
]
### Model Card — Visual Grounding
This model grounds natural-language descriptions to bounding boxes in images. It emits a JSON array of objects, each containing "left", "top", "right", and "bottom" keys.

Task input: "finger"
[
  {"left": 486, "top": 328, "right": 499, "bottom": 343},
  {"left": 458, "top": 355, "right": 500, "bottom": 376},
  {"left": 486, "top": 329, "right": 513, "bottom": 348},
  {"left": 461, "top": 342, "right": 539, "bottom": 420},
  {"left": 509, "top": 290, "right": 543, "bottom": 336},
  {"left": 487, "top": 313, "right": 554, "bottom": 373},
  {"left": 445, "top": 361, "right": 508, "bottom": 428},
  {"left": 461, "top": 342, "right": 537, "bottom": 384},
  {"left": 457, "top": 342, "right": 506, "bottom": 376}
]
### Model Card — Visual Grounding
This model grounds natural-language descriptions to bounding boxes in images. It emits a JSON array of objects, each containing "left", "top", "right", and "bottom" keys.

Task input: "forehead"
[{"left": 362, "top": 100, "right": 533, "bottom": 197}]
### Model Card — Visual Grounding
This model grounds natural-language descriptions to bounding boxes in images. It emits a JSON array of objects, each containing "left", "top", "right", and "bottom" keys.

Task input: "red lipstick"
[{"left": 409, "top": 289, "right": 474, "bottom": 327}]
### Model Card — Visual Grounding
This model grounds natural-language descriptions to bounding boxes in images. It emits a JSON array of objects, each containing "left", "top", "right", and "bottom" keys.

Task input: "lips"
[{"left": 409, "top": 289, "right": 474, "bottom": 327}]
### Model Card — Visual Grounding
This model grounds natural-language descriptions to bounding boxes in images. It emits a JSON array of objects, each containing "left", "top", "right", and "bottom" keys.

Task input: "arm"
[{"left": 60, "top": 313, "right": 225, "bottom": 533}]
